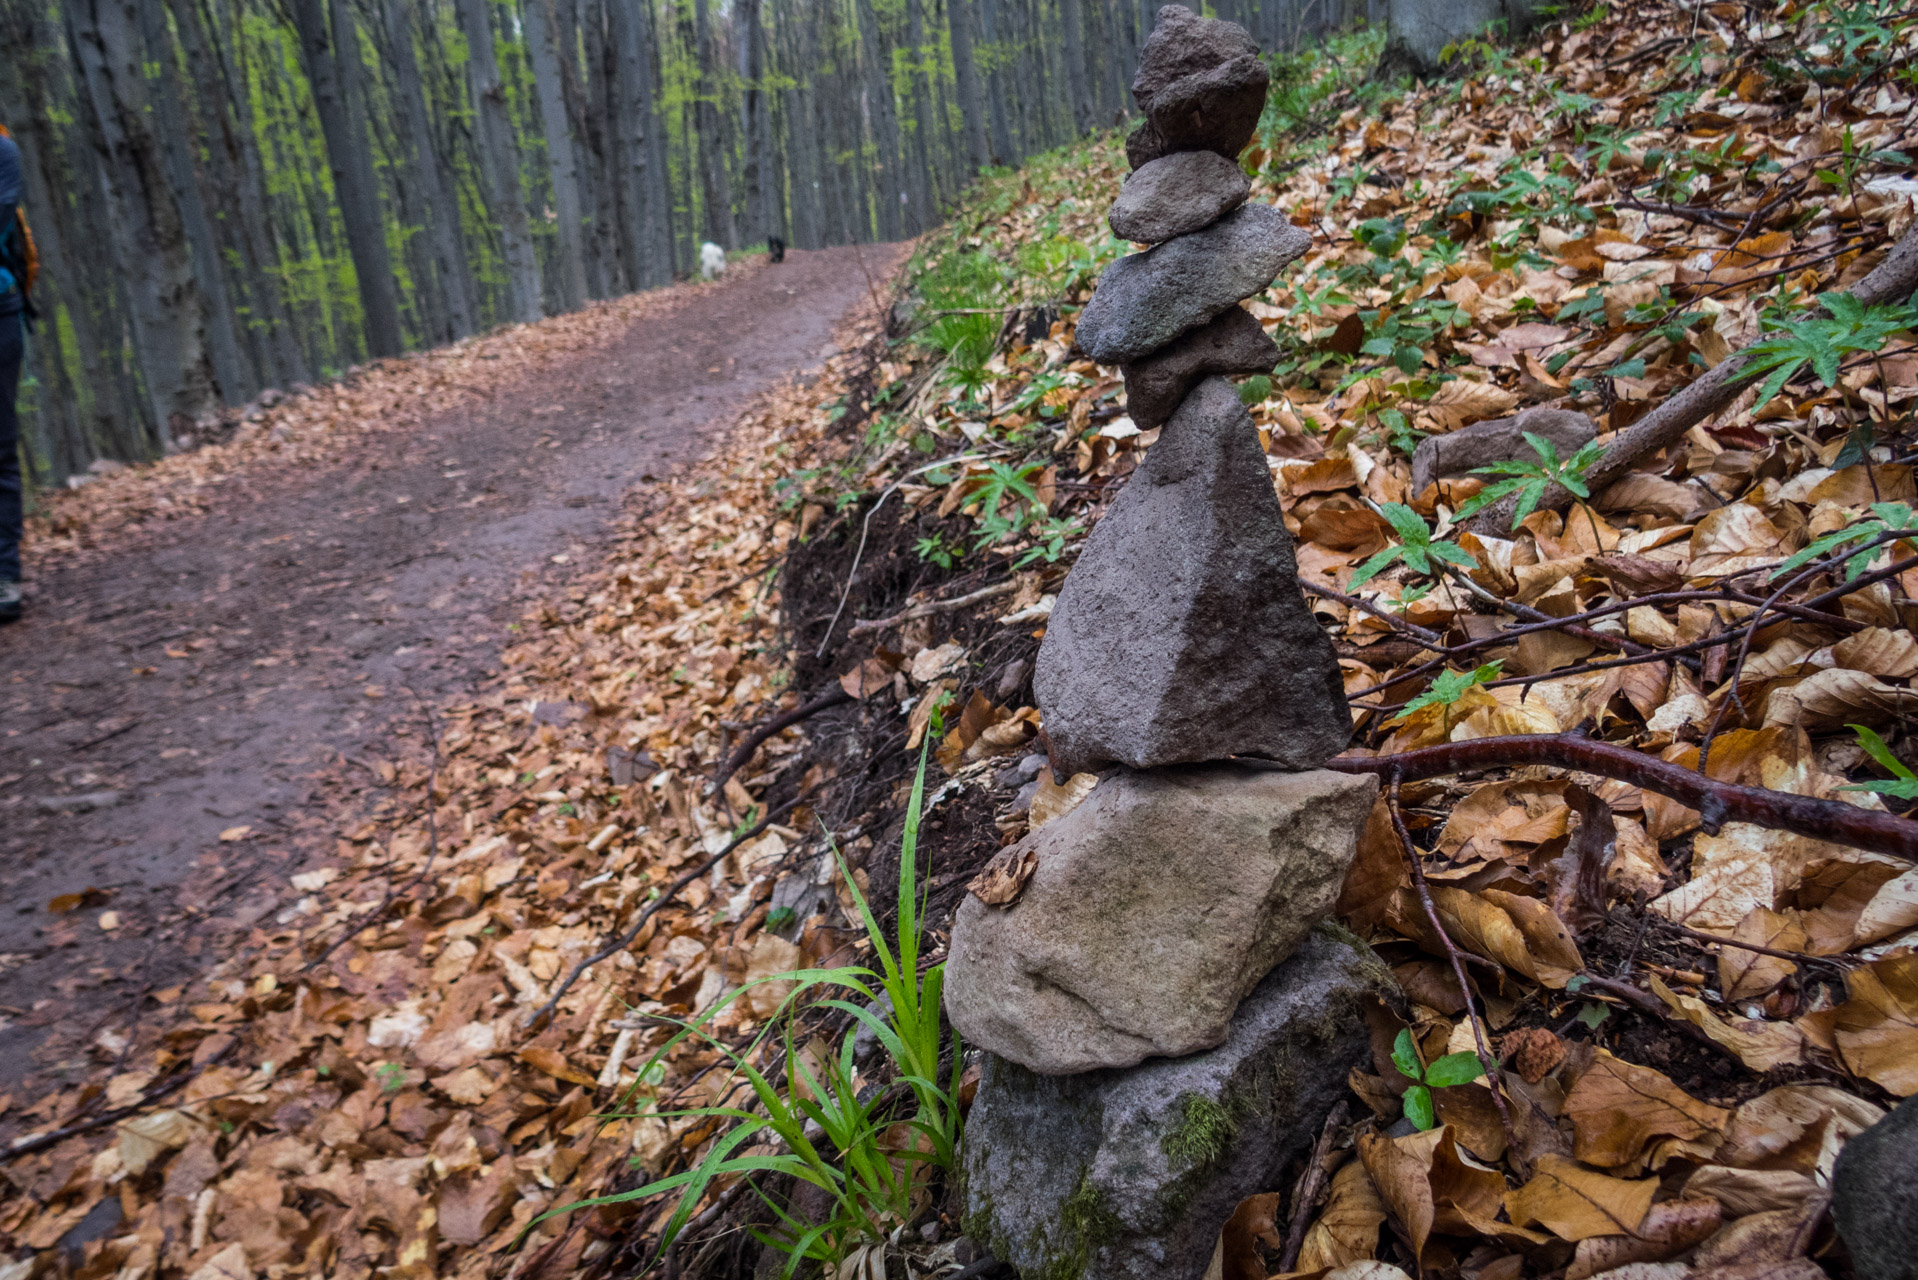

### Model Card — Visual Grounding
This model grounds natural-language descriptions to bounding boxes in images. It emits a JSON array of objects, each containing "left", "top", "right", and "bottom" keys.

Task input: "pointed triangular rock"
[{"left": 1035, "top": 377, "right": 1349, "bottom": 777}]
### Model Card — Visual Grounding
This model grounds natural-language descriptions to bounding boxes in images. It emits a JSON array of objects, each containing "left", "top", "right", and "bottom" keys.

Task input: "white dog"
[{"left": 699, "top": 241, "right": 726, "bottom": 281}]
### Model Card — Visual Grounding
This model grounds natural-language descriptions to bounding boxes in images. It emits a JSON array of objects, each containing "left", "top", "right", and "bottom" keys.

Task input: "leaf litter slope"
[{"left": 7, "top": 3, "right": 1918, "bottom": 1278}]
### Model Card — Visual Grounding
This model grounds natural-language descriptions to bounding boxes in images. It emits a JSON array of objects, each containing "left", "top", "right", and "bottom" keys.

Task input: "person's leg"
[{"left": 0, "top": 312, "right": 23, "bottom": 608}]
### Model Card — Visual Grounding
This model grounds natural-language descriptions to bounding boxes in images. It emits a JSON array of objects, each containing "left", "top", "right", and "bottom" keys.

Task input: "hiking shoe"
[{"left": 0, "top": 581, "right": 20, "bottom": 624}]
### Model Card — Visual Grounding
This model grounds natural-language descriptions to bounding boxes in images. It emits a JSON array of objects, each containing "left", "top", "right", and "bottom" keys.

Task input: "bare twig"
[
  {"left": 1389, "top": 777, "right": 1526, "bottom": 1175},
  {"left": 1278, "top": 1102, "right": 1349, "bottom": 1272},
  {"left": 707, "top": 688, "right": 852, "bottom": 797},
  {"left": 849, "top": 578, "right": 1020, "bottom": 636},
  {"left": 3, "top": 1040, "right": 233, "bottom": 1164},
  {"left": 1320, "top": 736, "right": 1918, "bottom": 859}
]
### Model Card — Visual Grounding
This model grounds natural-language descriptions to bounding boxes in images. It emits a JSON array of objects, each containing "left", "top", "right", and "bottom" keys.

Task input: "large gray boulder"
[
  {"left": 1109, "top": 151, "right": 1250, "bottom": 245},
  {"left": 961, "top": 928, "right": 1396, "bottom": 1280},
  {"left": 1834, "top": 1100, "right": 1918, "bottom": 1280},
  {"left": 944, "top": 764, "right": 1377, "bottom": 1074},
  {"left": 1035, "top": 377, "right": 1349, "bottom": 777},
  {"left": 1409, "top": 406, "right": 1597, "bottom": 496},
  {"left": 1122, "top": 306, "right": 1276, "bottom": 429},
  {"left": 1378, "top": 0, "right": 1554, "bottom": 80},
  {"left": 1076, "top": 205, "right": 1310, "bottom": 367}
]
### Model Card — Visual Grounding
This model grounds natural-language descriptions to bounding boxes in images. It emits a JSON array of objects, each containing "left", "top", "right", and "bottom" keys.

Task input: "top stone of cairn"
[{"left": 1126, "top": 6, "right": 1269, "bottom": 167}]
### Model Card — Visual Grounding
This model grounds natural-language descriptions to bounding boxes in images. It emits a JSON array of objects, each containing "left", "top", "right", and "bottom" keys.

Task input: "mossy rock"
[{"left": 959, "top": 928, "right": 1394, "bottom": 1280}]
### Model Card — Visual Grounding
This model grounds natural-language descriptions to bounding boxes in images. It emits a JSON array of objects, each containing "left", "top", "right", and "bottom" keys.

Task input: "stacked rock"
[{"left": 946, "top": 10, "right": 1394, "bottom": 1280}]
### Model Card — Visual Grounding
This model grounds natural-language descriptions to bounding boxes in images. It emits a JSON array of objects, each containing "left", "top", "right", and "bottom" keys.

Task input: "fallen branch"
[
  {"left": 1471, "top": 219, "right": 1918, "bottom": 533},
  {"left": 3, "top": 1040, "right": 232, "bottom": 1164},
  {"left": 707, "top": 688, "right": 851, "bottom": 798},
  {"left": 1319, "top": 735, "right": 1918, "bottom": 859},
  {"left": 1278, "top": 1102, "right": 1349, "bottom": 1272},
  {"left": 848, "top": 578, "right": 1020, "bottom": 637},
  {"left": 525, "top": 793, "right": 810, "bottom": 1031}
]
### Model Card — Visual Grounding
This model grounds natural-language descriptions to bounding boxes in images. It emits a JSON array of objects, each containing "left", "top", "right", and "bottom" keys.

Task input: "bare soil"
[{"left": 0, "top": 244, "right": 903, "bottom": 1083}]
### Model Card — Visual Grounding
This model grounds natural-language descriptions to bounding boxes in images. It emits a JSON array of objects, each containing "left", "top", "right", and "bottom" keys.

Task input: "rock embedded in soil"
[
  {"left": 1035, "top": 376, "right": 1350, "bottom": 776},
  {"left": 1409, "top": 406, "right": 1597, "bottom": 497},
  {"left": 960, "top": 927, "right": 1395, "bottom": 1280},
  {"left": 1833, "top": 1096, "right": 1917, "bottom": 1280},
  {"left": 1121, "top": 306, "right": 1277, "bottom": 429},
  {"left": 1075, "top": 206, "right": 1310, "bottom": 366},
  {"left": 1108, "top": 151, "right": 1251, "bottom": 245},
  {"left": 943, "top": 763, "right": 1378, "bottom": 1074}
]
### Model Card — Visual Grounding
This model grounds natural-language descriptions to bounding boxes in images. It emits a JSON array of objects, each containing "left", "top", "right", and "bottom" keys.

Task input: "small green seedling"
[
  {"left": 1839, "top": 724, "right": 1918, "bottom": 801},
  {"left": 1391, "top": 1028, "right": 1487, "bottom": 1131}
]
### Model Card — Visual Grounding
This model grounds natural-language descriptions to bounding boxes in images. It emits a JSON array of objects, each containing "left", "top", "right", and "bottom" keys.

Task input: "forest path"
[{"left": 0, "top": 244, "right": 902, "bottom": 1080}]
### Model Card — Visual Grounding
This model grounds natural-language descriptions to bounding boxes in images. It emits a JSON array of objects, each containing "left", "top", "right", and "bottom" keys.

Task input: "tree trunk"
[
  {"left": 380, "top": 0, "right": 477, "bottom": 339},
  {"left": 945, "top": 0, "right": 990, "bottom": 172},
  {"left": 456, "top": 0, "right": 545, "bottom": 322},
  {"left": 693, "top": 0, "right": 739, "bottom": 248},
  {"left": 854, "top": 0, "right": 905, "bottom": 240},
  {"left": 136, "top": 2, "right": 253, "bottom": 403},
  {"left": 1378, "top": 0, "right": 1551, "bottom": 73},
  {"left": 1058, "top": 0, "right": 1091, "bottom": 134},
  {"left": 904, "top": 0, "right": 938, "bottom": 225},
  {"left": 289, "top": 0, "right": 406, "bottom": 358},
  {"left": 979, "top": 0, "right": 1017, "bottom": 164},
  {"left": 68, "top": 0, "right": 217, "bottom": 448},
  {"left": 609, "top": 0, "right": 671, "bottom": 287},
  {"left": 525, "top": 0, "right": 589, "bottom": 309}
]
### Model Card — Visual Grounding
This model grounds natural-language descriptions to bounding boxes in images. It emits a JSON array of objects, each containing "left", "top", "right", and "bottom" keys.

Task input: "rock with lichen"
[{"left": 960, "top": 928, "right": 1396, "bottom": 1280}]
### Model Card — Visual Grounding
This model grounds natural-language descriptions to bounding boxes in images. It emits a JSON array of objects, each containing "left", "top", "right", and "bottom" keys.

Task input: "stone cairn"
[{"left": 944, "top": 10, "right": 1398, "bottom": 1280}]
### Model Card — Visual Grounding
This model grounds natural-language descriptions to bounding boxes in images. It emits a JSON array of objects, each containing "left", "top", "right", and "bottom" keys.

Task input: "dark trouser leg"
[{"left": 0, "top": 314, "right": 21, "bottom": 583}]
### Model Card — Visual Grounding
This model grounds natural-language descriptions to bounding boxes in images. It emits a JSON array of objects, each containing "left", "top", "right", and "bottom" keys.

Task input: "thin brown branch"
[
  {"left": 708, "top": 687, "right": 852, "bottom": 797},
  {"left": 1389, "top": 777, "right": 1527, "bottom": 1175},
  {"left": 1278, "top": 1102, "right": 1349, "bottom": 1272},
  {"left": 848, "top": 578, "right": 1020, "bottom": 637},
  {"left": 1321, "top": 736, "right": 1918, "bottom": 859}
]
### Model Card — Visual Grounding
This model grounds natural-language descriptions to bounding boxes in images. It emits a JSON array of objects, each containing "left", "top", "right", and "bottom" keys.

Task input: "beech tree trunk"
[
  {"left": 381, "top": 0, "right": 477, "bottom": 339},
  {"left": 525, "top": 0, "right": 589, "bottom": 310},
  {"left": 456, "top": 0, "right": 544, "bottom": 322}
]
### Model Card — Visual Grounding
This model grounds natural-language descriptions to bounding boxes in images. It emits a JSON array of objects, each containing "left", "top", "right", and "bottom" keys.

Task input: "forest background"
[{"left": 2, "top": 0, "right": 1365, "bottom": 487}]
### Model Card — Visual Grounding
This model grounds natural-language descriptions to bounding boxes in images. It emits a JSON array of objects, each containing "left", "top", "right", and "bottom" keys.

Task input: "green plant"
[
  {"left": 1773, "top": 501, "right": 1918, "bottom": 581},
  {"left": 1839, "top": 725, "right": 1918, "bottom": 801},
  {"left": 1392, "top": 661, "right": 1505, "bottom": 722},
  {"left": 915, "top": 531, "right": 964, "bottom": 570},
  {"left": 1348, "top": 503, "right": 1478, "bottom": 590},
  {"left": 538, "top": 723, "right": 963, "bottom": 1274},
  {"left": 1390, "top": 1028, "right": 1486, "bottom": 1131},
  {"left": 1455, "top": 431, "right": 1604, "bottom": 531},
  {"left": 1739, "top": 293, "right": 1918, "bottom": 410}
]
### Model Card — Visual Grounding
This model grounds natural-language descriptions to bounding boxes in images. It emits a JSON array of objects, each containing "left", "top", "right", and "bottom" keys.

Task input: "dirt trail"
[{"left": 0, "top": 244, "right": 903, "bottom": 1080}]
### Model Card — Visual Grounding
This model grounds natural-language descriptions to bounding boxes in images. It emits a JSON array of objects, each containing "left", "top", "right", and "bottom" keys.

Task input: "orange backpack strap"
[{"left": 17, "top": 209, "right": 35, "bottom": 295}]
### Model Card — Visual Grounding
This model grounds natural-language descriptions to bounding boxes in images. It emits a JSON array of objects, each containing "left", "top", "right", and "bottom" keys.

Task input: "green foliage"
[
  {"left": 1454, "top": 432, "right": 1603, "bottom": 529},
  {"left": 1348, "top": 503, "right": 1478, "bottom": 590},
  {"left": 1394, "top": 662, "right": 1505, "bottom": 721},
  {"left": 1390, "top": 1028, "right": 1486, "bottom": 1131},
  {"left": 538, "top": 727, "right": 963, "bottom": 1273},
  {"left": 1774, "top": 501, "right": 1918, "bottom": 581},
  {"left": 1839, "top": 725, "right": 1918, "bottom": 801},
  {"left": 1740, "top": 293, "right": 1918, "bottom": 410}
]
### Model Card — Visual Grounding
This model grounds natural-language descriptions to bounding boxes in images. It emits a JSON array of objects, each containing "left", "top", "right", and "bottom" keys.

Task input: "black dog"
[{"left": 768, "top": 236, "right": 786, "bottom": 264}]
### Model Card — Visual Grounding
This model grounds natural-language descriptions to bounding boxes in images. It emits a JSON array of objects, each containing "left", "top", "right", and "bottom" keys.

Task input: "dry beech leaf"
[
  {"left": 1357, "top": 1125, "right": 1505, "bottom": 1263},
  {"left": 968, "top": 844, "right": 1039, "bottom": 907},
  {"left": 1648, "top": 974, "right": 1805, "bottom": 1073},
  {"left": 1563, "top": 1050, "right": 1731, "bottom": 1172},
  {"left": 1299, "top": 1158, "right": 1389, "bottom": 1271},
  {"left": 1566, "top": 1197, "right": 1722, "bottom": 1280},
  {"left": 1505, "top": 1153, "right": 1657, "bottom": 1241},
  {"left": 1801, "top": 952, "right": 1918, "bottom": 1095},
  {"left": 1717, "top": 907, "right": 1806, "bottom": 1001},
  {"left": 1029, "top": 769, "right": 1098, "bottom": 830},
  {"left": 517, "top": 1045, "right": 597, "bottom": 1087},
  {"left": 1432, "top": 887, "right": 1583, "bottom": 987},
  {"left": 839, "top": 657, "right": 894, "bottom": 699},
  {"left": 1714, "top": 1084, "right": 1884, "bottom": 1179},
  {"left": 1222, "top": 1191, "right": 1285, "bottom": 1280}
]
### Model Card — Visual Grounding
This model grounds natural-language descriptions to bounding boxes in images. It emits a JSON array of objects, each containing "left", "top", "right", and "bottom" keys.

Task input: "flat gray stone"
[
  {"left": 1035, "top": 377, "right": 1350, "bottom": 776},
  {"left": 1145, "top": 53, "right": 1269, "bottom": 160},
  {"left": 1834, "top": 1096, "right": 1918, "bottom": 1280},
  {"left": 1410, "top": 406, "right": 1598, "bottom": 496},
  {"left": 1075, "top": 206, "right": 1309, "bottom": 366},
  {"left": 1130, "top": 5, "right": 1259, "bottom": 115},
  {"left": 1122, "top": 306, "right": 1276, "bottom": 429},
  {"left": 1109, "top": 151, "right": 1250, "bottom": 245},
  {"left": 945, "top": 764, "right": 1377, "bottom": 1074},
  {"left": 961, "top": 928, "right": 1396, "bottom": 1280}
]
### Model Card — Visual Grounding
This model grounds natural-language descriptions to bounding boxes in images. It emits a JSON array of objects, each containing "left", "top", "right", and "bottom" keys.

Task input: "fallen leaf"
[
  {"left": 1299, "top": 1158, "right": 1388, "bottom": 1270},
  {"left": 968, "top": 844, "right": 1038, "bottom": 907},
  {"left": 219, "top": 825, "right": 252, "bottom": 842},
  {"left": 1505, "top": 1153, "right": 1658, "bottom": 1241},
  {"left": 1649, "top": 974, "right": 1805, "bottom": 1073},
  {"left": 1563, "top": 1050, "right": 1731, "bottom": 1172},
  {"left": 517, "top": 1046, "right": 598, "bottom": 1087},
  {"left": 1566, "top": 1197, "right": 1722, "bottom": 1279},
  {"left": 1802, "top": 953, "right": 1918, "bottom": 1095},
  {"left": 1028, "top": 769, "right": 1098, "bottom": 829},
  {"left": 1717, "top": 907, "right": 1806, "bottom": 1001}
]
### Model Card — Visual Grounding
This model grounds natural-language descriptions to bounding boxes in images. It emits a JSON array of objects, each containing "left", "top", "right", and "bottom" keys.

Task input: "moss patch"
[
  {"left": 1037, "top": 1172, "right": 1124, "bottom": 1280},
  {"left": 1163, "top": 1090, "right": 1238, "bottom": 1170}
]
